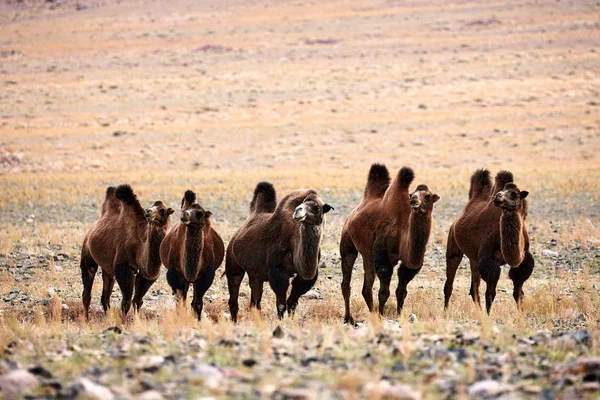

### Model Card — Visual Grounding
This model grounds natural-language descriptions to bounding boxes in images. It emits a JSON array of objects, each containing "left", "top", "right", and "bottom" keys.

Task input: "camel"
[
  {"left": 159, "top": 190, "right": 224, "bottom": 319},
  {"left": 444, "top": 169, "right": 534, "bottom": 314},
  {"left": 80, "top": 185, "right": 174, "bottom": 320},
  {"left": 340, "top": 164, "right": 440, "bottom": 324},
  {"left": 226, "top": 182, "right": 333, "bottom": 322}
]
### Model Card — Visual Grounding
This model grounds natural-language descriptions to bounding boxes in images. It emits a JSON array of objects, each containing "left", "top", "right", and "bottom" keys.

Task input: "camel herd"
[{"left": 80, "top": 164, "right": 533, "bottom": 322}]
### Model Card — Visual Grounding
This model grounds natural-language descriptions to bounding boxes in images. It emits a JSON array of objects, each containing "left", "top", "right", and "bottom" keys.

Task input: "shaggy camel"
[
  {"left": 226, "top": 182, "right": 333, "bottom": 322},
  {"left": 340, "top": 164, "right": 440, "bottom": 324},
  {"left": 444, "top": 169, "right": 534, "bottom": 314},
  {"left": 81, "top": 185, "right": 173, "bottom": 319},
  {"left": 159, "top": 190, "right": 224, "bottom": 319}
]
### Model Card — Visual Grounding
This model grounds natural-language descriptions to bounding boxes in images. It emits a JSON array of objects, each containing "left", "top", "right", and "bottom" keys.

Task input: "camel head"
[
  {"left": 144, "top": 201, "right": 174, "bottom": 227},
  {"left": 493, "top": 183, "right": 528, "bottom": 211},
  {"left": 293, "top": 193, "right": 333, "bottom": 226},
  {"left": 181, "top": 203, "right": 212, "bottom": 228},
  {"left": 409, "top": 185, "right": 440, "bottom": 215}
]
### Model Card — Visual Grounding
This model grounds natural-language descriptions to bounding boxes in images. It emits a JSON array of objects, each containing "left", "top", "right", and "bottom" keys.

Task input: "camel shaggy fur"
[
  {"left": 340, "top": 164, "right": 440, "bottom": 324},
  {"left": 80, "top": 185, "right": 173, "bottom": 319},
  {"left": 444, "top": 169, "right": 534, "bottom": 313},
  {"left": 226, "top": 182, "right": 333, "bottom": 321},
  {"left": 159, "top": 190, "right": 224, "bottom": 319}
]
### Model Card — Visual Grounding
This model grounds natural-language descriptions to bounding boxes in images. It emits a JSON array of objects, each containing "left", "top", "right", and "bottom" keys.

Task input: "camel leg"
[
  {"left": 340, "top": 232, "right": 358, "bottom": 325},
  {"left": 101, "top": 269, "right": 115, "bottom": 314},
  {"left": 395, "top": 263, "right": 421, "bottom": 314},
  {"left": 479, "top": 254, "right": 501, "bottom": 314},
  {"left": 167, "top": 267, "right": 190, "bottom": 305},
  {"left": 225, "top": 254, "right": 245, "bottom": 323},
  {"left": 374, "top": 249, "right": 393, "bottom": 316},
  {"left": 132, "top": 275, "right": 156, "bottom": 312},
  {"left": 80, "top": 247, "right": 98, "bottom": 321},
  {"left": 444, "top": 228, "right": 464, "bottom": 310},
  {"left": 287, "top": 270, "right": 318, "bottom": 316},
  {"left": 114, "top": 262, "right": 135, "bottom": 316},
  {"left": 191, "top": 265, "right": 215, "bottom": 320},
  {"left": 361, "top": 254, "right": 376, "bottom": 313},
  {"left": 249, "top": 276, "right": 264, "bottom": 310},
  {"left": 509, "top": 251, "right": 534, "bottom": 311},
  {"left": 268, "top": 264, "right": 289, "bottom": 319},
  {"left": 469, "top": 260, "right": 482, "bottom": 309}
]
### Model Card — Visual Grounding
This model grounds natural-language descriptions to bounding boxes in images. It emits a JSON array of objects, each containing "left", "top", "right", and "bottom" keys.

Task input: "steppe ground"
[{"left": 0, "top": 0, "right": 599, "bottom": 398}]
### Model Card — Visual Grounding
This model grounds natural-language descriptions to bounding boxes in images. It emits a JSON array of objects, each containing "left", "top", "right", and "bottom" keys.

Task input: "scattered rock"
[
  {"left": 28, "top": 366, "right": 52, "bottom": 379},
  {"left": 301, "top": 290, "right": 321, "bottom": 300},
  {"left": 137, "top": 390, "right": 163, "bottom": 400},
  {"left": 137, "top": 355, "right": 164, "bottom": 372},
  {"left": 468, "top": 380, "right": 514, "bottom": 398},
  {"left": 364, "top": 380, "right": 420, "bottom": 399},
  {"left": 541, "top": 249, "right": 559, "bottom": 257},
  {"left": 242, "top": 359, "right": 257, "bottom": 367},
  {"left": 0, "top": 370, "right": 39, "bottom": 395},
  {"left": 408, "top": 314, "right": 419, "bottom": 324},
  {"left": 187, "top": 364, "right": 223, "bottom": 389},
  {"left": 77, "top": 378, "right": 115, "bottom": 400},
  {"left": 104, "top": 326, "right": 122, "bottom": 334},
  {"left": 273, "top": 326, "right": 284, "bottom": 338}
]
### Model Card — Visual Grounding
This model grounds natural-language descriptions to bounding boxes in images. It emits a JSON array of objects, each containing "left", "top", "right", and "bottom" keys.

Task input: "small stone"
[
  {"left": 62, "top": 304, "right": 69, "bottom": 310},
  {"left": 0, "top": 370, "right": 39, "bottom": 395},
  {"left": 468, "top": 380, "right": 514, "bottom": 398},
  {"left": 301, "top": 290, "right": 321, "bottom": 300},
  {"left": 104, "top": 326, "right": 122, "bottom": 334},
  {"left": 28, "top": 366, "right": 52, "bottom": 379},
  {"left": 137, "top": 355, "right": 164, "bottom": 372},
  {"left": 137, "top": 390, "right": 163, "bottom": 400},
  {"left": 541, "top": 249, "right": 558, "bottom": 257},
  {"left": 78, "top": 378, "right": 114, "bottom": 400},
  {"left": 242, "top": 359, "right": 257, "bottom": 367},
  {"left": 273, "top": 326, "right": 284, "bottom": 338},
  {"left": 408, "top": 314, "right": 418, "bottom": 324},
  {"left": 364, "top": 380, "right": 420, "bottom": 399},
  {"left": 187, "top": 364, "right": 223, "bottom": 389}
]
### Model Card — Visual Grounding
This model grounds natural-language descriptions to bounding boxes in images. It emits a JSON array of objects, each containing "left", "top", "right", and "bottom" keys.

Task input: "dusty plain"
[{"left": 0, "top": 0, "right": 599, "bottom": 398}]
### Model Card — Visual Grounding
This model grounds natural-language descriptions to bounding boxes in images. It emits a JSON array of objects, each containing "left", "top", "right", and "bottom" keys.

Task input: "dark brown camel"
[
  {"left": 444, "top": 169, "right": 534, "bottom": 314},
  {"left": 340, "top": 164, "right": 440, "bottom": 324},
  {"left": 159, "top": 190, "right": 224, "bottom": 319},
  {"left": 226, "top": 182, "right": 333, "bottom": 322},
  {"left": 80, "top": 185, "right": 173, "bottom": 320}
]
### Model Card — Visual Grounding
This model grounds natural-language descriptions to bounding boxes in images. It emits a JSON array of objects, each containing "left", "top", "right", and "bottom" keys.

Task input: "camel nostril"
[{"left": 293, "top": 207, "right": 307, "bottom": 221}]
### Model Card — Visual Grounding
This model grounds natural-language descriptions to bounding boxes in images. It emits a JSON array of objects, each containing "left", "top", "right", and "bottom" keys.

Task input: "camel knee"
[{"left": 479, "top": 261, "right": 500, "bottom": 284}]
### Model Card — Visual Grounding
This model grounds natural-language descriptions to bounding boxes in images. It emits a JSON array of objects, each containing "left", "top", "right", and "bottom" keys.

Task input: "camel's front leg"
[{"left": 268, "top": 264, "right": 289, "bottom": 319}]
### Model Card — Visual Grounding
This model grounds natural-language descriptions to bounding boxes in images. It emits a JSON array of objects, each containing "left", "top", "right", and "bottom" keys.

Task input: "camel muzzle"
[{"left": 293, "top": 206, "right": 307, "bottom": 221}]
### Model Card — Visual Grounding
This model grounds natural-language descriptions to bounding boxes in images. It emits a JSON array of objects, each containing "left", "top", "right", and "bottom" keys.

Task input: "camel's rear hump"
[
  {"left": 250, "top": 181, "right": 277, "bottom": 214},
  {"left": 363, "top": 163, "right": 391, "bottom": 199},
  {"left": 492, "top": 170, "right": 514, "bottom": 194},
  {"left": 181, "top": 190, "right": 196, "bottom": 210},
  {"left": 468, "top": 169, "right": 492, "bottom": 201},
  {"left": 115, "top": 184, "right": 145, "bottom": 219},
  {"left": 397, "top": 166, "right": 415, "bottom": 190}
]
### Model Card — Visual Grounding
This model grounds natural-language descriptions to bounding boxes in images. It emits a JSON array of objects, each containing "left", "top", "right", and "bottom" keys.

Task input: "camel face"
[
  {"left": 145, "top": 201, "right": 174, "bottom": 227},
  {"left": 181, "top": 204, "right": 212, "bottom": 228},
  {"left": 409, "top": 184, "right": 440, "bottom": 215},
  {"left": 493, "top": 183, "right": 528, "bottom": 211},
  {"left": 293, "top": 194, "right": 333, "bottom": 225}
]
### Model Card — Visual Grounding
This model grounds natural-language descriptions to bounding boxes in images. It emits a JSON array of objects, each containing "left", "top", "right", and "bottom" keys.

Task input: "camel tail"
[
  {"left": 493, "top": 170, "right": 514, "bottom": 194},
  {"left": 468, "top": 169, "right": 492, "bottom": 201},
  {"left": 115, "top": 184, "right": 145, "bottom": 218},
  {"left": 398, "top": 166, "right": 415, "bottom": 190},
  {"left": 181, "top": 190, "right": 196, "bottom": 210},
  {"left": 250, "top": 181, "right": 276, "bottom": 214},
  {"left": 363, "top": 163, "right": 390, "bottom": 199}
]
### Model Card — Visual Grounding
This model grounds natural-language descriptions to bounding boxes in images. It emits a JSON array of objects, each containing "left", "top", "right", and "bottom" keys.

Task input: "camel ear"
[
  {"left": 520, "top": 191, "right": 529, "bottom": 199},
  {"left": 205, "top": 211, "right": 213, "bottom": 219},
  {"left": 323, "top": 204, "right": 334, "bottom": 214},
  {"left": 432, "top": 194, "right": 440, "bottom": 203},
  {"left": 167, "top": 208, "right": 175, "bottom": 215}
]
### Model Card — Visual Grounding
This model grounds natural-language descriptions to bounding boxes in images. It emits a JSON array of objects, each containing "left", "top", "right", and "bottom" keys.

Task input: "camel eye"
[
  {"left": 425, "top": 194, "right": 431, "bottom": 201},
  {"left": 159, "top": 209, "right": 165, "bottom": 215},
  {"left": 510, "top": 192, "right": 517, "bottom": 199},
  {"left": 197, "top": 211, "right": 204, "bottom": 218}
]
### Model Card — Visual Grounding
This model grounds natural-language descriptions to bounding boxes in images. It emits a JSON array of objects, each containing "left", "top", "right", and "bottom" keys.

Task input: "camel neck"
[
  {"left": 500, "top": 209, "right": 524, "bottom": 267},
  {"left": 294, "top": 223, "right": 322, "bottom": 280},
  {"left": 403, "top": 210, "right": 432, "bottom": 269},
  {"left": 143, "top": 224, "right": 165, "bottom": 279},
  {"left": 184, "top": 225, "right": 204, "bottom": 282}
]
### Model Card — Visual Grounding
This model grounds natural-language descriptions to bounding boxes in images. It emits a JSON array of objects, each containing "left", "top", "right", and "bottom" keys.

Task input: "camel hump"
[
  {"left": 250, "top": 181, "right": 277, "bottom": 214},
  {"left": 493, "top": 170, "right": 514, "bottom": 193},
  {"left": 468, "top": 169, "right": 492, "bottom": 201},
  {"left": 100, "top": 186, "right": 120, "bottom": 215},
  {"left": 363, "top": 163, "right": 390, "bottom": 199},
  {"left": 181, "top": 190, "right": 196, "bottom": 210},
  {"left": 115, "top": 184, "right": 145, "bottom": 218},
  {"left": 397, "top": 166, "right": 415, "bottom": 190}
]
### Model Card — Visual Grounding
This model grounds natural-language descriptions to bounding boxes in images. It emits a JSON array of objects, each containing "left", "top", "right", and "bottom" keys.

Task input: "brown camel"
[
  {"left": 159, "top": 190, "right": 225, "bottom": 319},
  {"left": 226, "top": 182, "right": 333, "bottom": 322},
  {"left": 340, "top": 164, "right": 440, "bottom": 324},
  {"left": 444, "top": 169, "right": 534, "bottom": 314},
  {"left": 80, "top": 185, "right": 174, "bottom": 320}
]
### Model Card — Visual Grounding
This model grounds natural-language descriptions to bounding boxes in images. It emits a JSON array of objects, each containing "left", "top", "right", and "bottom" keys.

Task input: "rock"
[
  {"left": 566, "top": 357, "right": 600, "bottom": 375},
  {"left": 541, "top": 249, "right": 558, "bottom": 257},
  {"left": 28, "top": 366, "right": 52, "bottom": 379},
  {"left": 273, "top": 325, "right": 284, "bottom": 338},
  {"left": 275, "top": 388, "right": 315, "bottom": 399},
  {"left": 552, "top": 330, "right": 590, "bottom": 348},
  {"left": 301, "top": 356, "right": 320, "bottom": 367},
  {"left": 301, "top": 290, "right": 321, "bottom": 300},
  {"left": 242, "top": 359, "right": 257, "bottom": 367},
  {"left": 408, "top": 314, "right": 419, "bottom": 324},
  {"left": 0, "top": 370, "right": 39, "bottom": 395},
  {"left": 137, "top": 390, "right": 163, "bottom": 400},
  {"left": 77, "top": 378, "right": 114, "bottom": 400},
  {"left": 468, "top": 380, "right": 514, "bottom": 398},
  {"left": 187, "top": 364, "right": 223, "bottom": 389},
  {"left": 104, "top": 326, "right": 122, "bottom": 334},
  {"left": 137, "top": 355, "right": 164, "bottom": 372},
  {"left": 364, "top": 380, "right": 420, "bottom": 399}
]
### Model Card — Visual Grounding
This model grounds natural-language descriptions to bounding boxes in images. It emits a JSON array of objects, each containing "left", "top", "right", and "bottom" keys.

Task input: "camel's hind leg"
[
  {"left": 191, "top": 265, "right": 215, "bottom": 320},
  {"left": 249, "top": 276, "right": 264, "bottom": 310},
  {"left": 287, "top": 270, "right": 318, "bottom": 316},
  {"left": 132, "top": 275, "right": 156, "bottom": 312},
  {"left": 225, "top": 252, "right": 245, "bottom": 323},
  {"left": 80, "top": 246, "right": 98, "bottom": 321},
  {"left": 361, "top": 254, "right": 376, "bottom": 313},
  {"left": 444, "top": 228, "right": 464, "bottom": 310},
  {"left": 268, "top": 264, "right": 290, "bottom": 320},
  {"left": 395, "top": 263, "right": 421, "bottom": 314},
  {"left": 479, "top": 253, "right": 501, "bottom": 314},
  {"left": 509, "top": 251, "right": 534, "bottom": 311},
  {"left": 340, "top": 231, "right": 358, "bottom": 324},
  {"left": 101, "top": 270, "right": 115, "bottom": 314},
  {"left": 114, "top": 261, "right": 135, "bottom": 316},
  {"left": 374, "top": 249, "right": 394, "bottom": 316}
]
